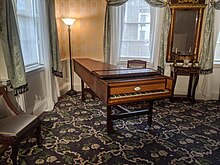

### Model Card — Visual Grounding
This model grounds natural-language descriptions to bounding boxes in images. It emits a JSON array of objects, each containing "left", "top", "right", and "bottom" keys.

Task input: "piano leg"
[
  {"left": 107, "top": 106, "right": 114, "bottom": 134},
  {"left": 146, "top": 101, "right": 153, "bottom": 130}
]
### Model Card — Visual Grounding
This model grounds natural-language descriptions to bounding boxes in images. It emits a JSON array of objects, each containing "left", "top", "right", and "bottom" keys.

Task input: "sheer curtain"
[
  {"left": 104, "top": 0, "right": 128, "bottom": 64},
  {"left": 105, "top": 0, "right": 169, "bottom": 70},
  {"left": 109, "top": 5, "right": 126, "bottom": 65},
  {"left": 39, "top": 0, "right": 60, "bottom": 106},
  {"left": 148, "top": 7, "right": 164, "bottom": 69},
  {"left": 108, "top": 1, "right": 165, "bottom": 67}
]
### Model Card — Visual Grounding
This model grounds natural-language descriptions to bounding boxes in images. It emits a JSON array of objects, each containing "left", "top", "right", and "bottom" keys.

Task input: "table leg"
[
  {"left": 171, "top": 72, "right": 177, "bottom": 102},
  {"left": 192, "top": 73, "right": 199, "bottom": 102},
  {"left": 187, "top": 74, "right": 194, "bottom": 100}
]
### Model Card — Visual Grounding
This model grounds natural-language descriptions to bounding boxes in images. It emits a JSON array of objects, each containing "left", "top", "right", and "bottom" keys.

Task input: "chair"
[
  {"left": 0, "top": 85, "right": 42, "bottom": 165},
  {"left": 127, "top": 60, "right": 147, "bottom": 68}
]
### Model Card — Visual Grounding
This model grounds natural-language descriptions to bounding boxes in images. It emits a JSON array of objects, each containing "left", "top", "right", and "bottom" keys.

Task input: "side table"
[{"left": 170, "top": 65, "right": 200, "bottom": 102}]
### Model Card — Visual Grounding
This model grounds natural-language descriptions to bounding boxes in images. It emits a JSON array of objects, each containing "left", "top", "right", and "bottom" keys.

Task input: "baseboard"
[
  {"left": 174, "top": 89, "right": 219, "bottom": 101},
  {"left": 59, "top": 82, "right": 81, "bottom": 96},
  {"left": 59, "top": 83, "right": 69, "bottom": 95},
  {"left": 195, "top": 92, "right": 219, "bottom": 100},
  {"left": 30, "top": 98, "right": 54, "bottom": 116}
]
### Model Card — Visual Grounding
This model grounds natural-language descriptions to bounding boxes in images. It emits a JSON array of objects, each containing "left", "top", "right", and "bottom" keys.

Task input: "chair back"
[
  {"left": 0, "top": 86, "right": 20, "bottom": 120},
  {"left": 127, "top": 60, "right": 147, "bottom": 68}
]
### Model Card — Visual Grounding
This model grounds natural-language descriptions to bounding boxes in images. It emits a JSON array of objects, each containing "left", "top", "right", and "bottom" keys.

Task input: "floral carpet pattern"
[{"left": 0, "top": 94, "right": 220, "bottom": 165}]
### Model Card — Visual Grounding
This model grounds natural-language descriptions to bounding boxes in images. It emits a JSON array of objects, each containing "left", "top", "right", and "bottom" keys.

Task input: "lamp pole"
[
  {"left": 62, "top": 18, "right": 77, "bottom": 96},
  {"left": 67, "top": 25, "right": 77, "bottom": 95}
]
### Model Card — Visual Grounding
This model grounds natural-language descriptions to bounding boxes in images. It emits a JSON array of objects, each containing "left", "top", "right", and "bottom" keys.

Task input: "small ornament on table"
[{"left": 183, "top": 59, "right": 190, "bottom": 67}]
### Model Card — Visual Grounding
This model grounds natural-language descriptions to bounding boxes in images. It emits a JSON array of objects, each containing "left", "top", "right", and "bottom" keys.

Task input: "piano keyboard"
[{"left": 110, "top": 89, "right": 170, "bottom": 100}]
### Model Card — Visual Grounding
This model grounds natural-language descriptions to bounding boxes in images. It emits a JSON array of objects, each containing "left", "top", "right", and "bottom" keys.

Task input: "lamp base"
[{"left": 66, "top": 89, "right": 78, "bottom": 96}]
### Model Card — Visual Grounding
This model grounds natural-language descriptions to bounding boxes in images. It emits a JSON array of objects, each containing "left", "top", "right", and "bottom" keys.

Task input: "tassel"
[
  {"left": 200, "top": 69, "right": 213, "bottom": 75},
  {"left": 14, "top": 83, "right": 28, "bottom": 96},
  {"left": 52, "top": 68, "right": 63, "bottom": 78},
  {"left": 157, "top": 66, "right": 164, "bottom": 75}
]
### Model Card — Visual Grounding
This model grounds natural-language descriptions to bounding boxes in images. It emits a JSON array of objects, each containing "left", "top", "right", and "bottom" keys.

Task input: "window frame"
[
  {"left": 15, "top": 0, "right": 44, "bottom": 72},
  {"left": 120, "top": 0, "right": 151, "bottom": 62}
]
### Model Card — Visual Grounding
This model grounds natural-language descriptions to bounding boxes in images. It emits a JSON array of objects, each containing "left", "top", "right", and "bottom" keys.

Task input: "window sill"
[
  {"left": 214, "top": 61, "right": 220, "bottom": 68},
  {"left": 25, "top": 64, "right": 44, "bottom": 75}
]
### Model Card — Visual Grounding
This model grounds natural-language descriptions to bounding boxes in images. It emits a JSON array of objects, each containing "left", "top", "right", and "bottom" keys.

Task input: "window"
[
  {"left": 120, "top": 0, "right": 151, "bottom": 60},
  {"left": 214, "top": 32, "right": 220, "bottom": 62},
  {"left": 16, "top": 0, "right": 43, "bottom": 69}
]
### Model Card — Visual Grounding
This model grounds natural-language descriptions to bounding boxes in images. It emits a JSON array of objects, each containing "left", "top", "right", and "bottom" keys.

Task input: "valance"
[{"left": 214, "top": 0, "right": 220, "bottom": 9}]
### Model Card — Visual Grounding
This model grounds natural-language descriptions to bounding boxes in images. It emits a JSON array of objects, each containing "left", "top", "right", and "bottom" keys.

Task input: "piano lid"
[
  {"left": 93, "top": 68, "right": 160, "bottom": 79},
  {"left": 73, "top": 58, "right": 160, "bottom": 79}
]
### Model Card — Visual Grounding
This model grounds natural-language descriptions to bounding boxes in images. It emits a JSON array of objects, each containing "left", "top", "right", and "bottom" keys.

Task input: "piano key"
[{"left": 110, "top": 89, "right": 170, "bottom": 99}]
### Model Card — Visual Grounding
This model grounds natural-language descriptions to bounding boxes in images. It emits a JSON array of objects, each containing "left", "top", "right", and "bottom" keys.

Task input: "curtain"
[
  {"left": 144, "top": 0, "right": 167, "bottom": 7},
  {"left": 200, "top": 0, "right": 220, "bottom": 74},
  {"left": 149, "top": 7, "right": 164, "bottom": 69},
  {"left": 199, "top": 3, "right": 215, "bottom": 74},
  {"left": 41, "top": 0, "right": 61, "bottom": 107},
  {"left": 157, "top": 5, "right": 170, "bottom": 74},
  {"left": 104, "top": 0, "right": 128, "bottom": 63},
  {"left": 109, "top": 5, "right": 126, "bottom": 65},
  {"left": 139, "top": 0, "right": 170, "bottom": 74},
  {"left": 144, "top": 0, "right": 170, "bottom": 74},
  {"left": 198, "top": 1, "right": 220, "bottom": 100},
  {"left": 213, "top": 1, "right": 220, "bottom": 53},
  {"left": 214, "top": 0, "right": 220, "bottom": 10},
  {"left": 0, "top": 0, "right": 28, "bottom": 95},
  {"left": 104, "top": 0, "right": 170, "bottom": 74},
  {"left": 47, "top": 0, "right": 63, "bottom": 77}
]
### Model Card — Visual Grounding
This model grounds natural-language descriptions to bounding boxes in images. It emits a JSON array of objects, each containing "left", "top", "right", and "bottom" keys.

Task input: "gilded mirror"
[{"left": 166, "top": 1, "right": 206, "bottom": 62}]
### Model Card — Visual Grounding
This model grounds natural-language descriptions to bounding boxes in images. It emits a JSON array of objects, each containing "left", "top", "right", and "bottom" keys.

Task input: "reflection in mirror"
[
  {"left": 172, "top": 10, "right": 198, "bottom": 56},
  {"left": 166, "top": 3, "right": 206, "bottom": 62}
]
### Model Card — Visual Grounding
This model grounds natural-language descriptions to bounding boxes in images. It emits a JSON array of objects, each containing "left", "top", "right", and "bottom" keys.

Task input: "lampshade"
[{"left": 61, "top": 18, "right": 76, "bottom": 26}]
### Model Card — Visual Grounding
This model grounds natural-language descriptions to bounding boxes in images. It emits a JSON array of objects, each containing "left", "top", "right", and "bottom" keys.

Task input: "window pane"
[
  {"left": 123, "top": 24, "right": 138, "bottom": 40},
  {"left": 121, "top": 41, "right": 150, "bottom": 58},
  {"left": 214, "top": 32, "right": 220, "bottom": 61},
  {"left": 16, "top": 0, "right": 42, "bottom": 67},
  {"left": 121, "top": 0, "right": 151, "bottom": 59}
]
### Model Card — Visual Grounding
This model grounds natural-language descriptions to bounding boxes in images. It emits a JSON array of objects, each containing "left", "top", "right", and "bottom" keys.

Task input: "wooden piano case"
[{"left": 73, "top": 58, "right": 173, "bottom": 133}]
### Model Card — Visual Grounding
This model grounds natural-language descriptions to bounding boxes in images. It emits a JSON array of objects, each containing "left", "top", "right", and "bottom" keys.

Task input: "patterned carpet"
[{"left": 0, "top": 93, "right": 220, "bottom": 165}]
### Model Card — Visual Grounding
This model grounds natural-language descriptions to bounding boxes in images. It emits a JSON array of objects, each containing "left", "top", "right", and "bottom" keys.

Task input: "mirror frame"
[{"left": 166, "top": 1, "right": 206, "bottom": 62}]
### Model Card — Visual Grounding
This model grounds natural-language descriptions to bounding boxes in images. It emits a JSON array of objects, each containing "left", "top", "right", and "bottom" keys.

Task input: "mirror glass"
[
  {"left": 172, "top": 10, "right": 198, "bottom": 56},
  {"left": 166, "top": 4, "right": 206, "bottom": 62}
]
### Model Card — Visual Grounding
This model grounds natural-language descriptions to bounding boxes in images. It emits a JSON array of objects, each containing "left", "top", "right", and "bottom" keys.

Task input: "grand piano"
[{"left": 73, "top": 58, "right": 173, "bottom": 133}]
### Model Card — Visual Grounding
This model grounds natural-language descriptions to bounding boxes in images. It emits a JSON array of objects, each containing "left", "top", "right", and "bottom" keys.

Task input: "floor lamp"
[{"left": 61, "top": 18, "right": 77, "bottom": 96}]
